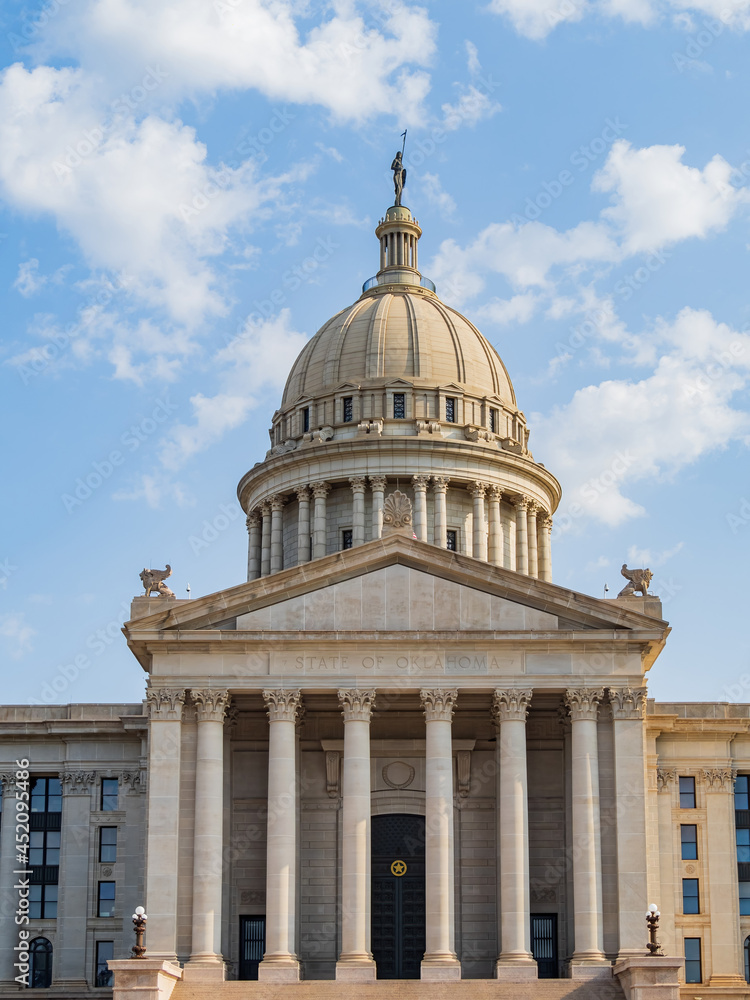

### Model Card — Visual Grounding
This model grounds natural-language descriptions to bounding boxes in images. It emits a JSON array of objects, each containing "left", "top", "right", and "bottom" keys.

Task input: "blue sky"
[{"left": 1, "top": 0, "right": 748, "bottom": 707}]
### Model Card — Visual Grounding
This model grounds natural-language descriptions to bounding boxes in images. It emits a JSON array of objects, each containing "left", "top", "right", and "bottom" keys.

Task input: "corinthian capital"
[
  {"left": 420, "top": 688, "right": 458, "bottom": 722},
  {"left": 295, "top": 485, "right": 311, "bottom": 503},
  {"left": 146, "top": 688, "right": 186, "bottom": 721},
  {"left": 513, "top": 495, "right": 529, "bottom": 513},
  {"left": 703, "top": 767, "right": 737, "bottom": 792},
  {"left": 270, "top": 494, "right": 287, "bottom": 511},
  {"left": 349, "top": 476, "right": 367, "bottom": 493},
  {"left": 487, "top": 485, "right": 503, "bottom": 503},
  {"left": 246, "top": 510, "right": 260, "bottom": 531},
  {"left": 608, "top": 687, "right": 647, "bottom": 720},
  {"left": 564, "top": 688, "right": 604, "bottom": 722},
  {"left": 492, "top": 688, "right": 533, "bottom": 725},
  {"left": 467, "top": 481, "right": 487, "bottom": 499},
  {"left": 431, "top": 475, "right": 450, "bottom": 493},
  {"left": 412, "top": 474, "right": 430, "bottom": 491},
  {"left": 310, "top": 481, "right": 331, "bottom": 500},
  {"left": 263, "top": 688, "right": 303, "bottom": 724},
  {"left": 59, "top": 770, "right": 97, "bottom": 795},
  {"left": 338, "top": 688, "right": 376, "bottom": 722},
  {"left": 369, "top": 476, "right": 387, "bottom": 492},
  {"left": 191, "top": 689, "right": 231, "bottom": 723}
]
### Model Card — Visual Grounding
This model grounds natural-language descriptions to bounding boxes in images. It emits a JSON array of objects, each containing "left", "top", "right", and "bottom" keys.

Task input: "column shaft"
[
  {"left": 336, "top": 690, "right": 377, "bottom": 981},
  {"left": 413, "top": 476, "right": 429, "bottom": 542},
  {"left": 311, "top": 482, "right": 330, "bottom": 560},
  {"left": 515, "top": 499, "right": 528, "bottom": 575},
  {"left": 247, "top": 513, "right": 261, "bottom": 581},
  {"left": 260, "top": 504, "right": 271, "bottom": 577},
  {"left": 370, "top": 477, "right": 386, "bottom": 540},
  {"left": 432, "top": 477, "right": 449, "bottom": 548},
  {"left": 296, "top": 488, "right": 311, "bottom": 564},
  {"left": 270, "top": 497, "right": 285, "bottom": 574},
  {"left": 259, "top": 690, "right": 302, "bottom": 982},
  {"left": 469, "top": 483, "right": 487, "bottom": 561},
  {"left": 488, "top": 488, "right": 503, "bottom": 566},
  {"left": 188, "top": 691, "right": 229, "bottom": 972},
  {"left": 565, "top": 689, "right": 607, "bottom": 969},
  {"left": 54, "top": 774, "right": 93, "bottom": 985},
  {"left": 493, "top": 691, "right": 536, "bottom": 979},
  {"left": 527, "top": 505, "right": 539, "bottom": 579},
  {"left": 538, "top": 515, "right": 553, "bottom": 582},
  {"left": 420, "top": 689, "right": 461, "bottom": 980},
  {"left": 350, "top": 478, "right": 367, "bottom": 547}
]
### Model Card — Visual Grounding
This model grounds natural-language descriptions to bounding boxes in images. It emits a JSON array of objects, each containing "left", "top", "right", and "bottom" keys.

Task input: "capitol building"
[{"left": 1, "top": 186, "right": 750, "bottom": 1000}]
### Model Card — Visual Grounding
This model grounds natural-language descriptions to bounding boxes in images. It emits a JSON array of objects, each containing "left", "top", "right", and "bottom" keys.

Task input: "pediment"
[
  {"left": 383, "top": 378, "right": 414, "bottom": 388},
  {"left": 125, "top": 534, "right": 667, "bottom": 638}
]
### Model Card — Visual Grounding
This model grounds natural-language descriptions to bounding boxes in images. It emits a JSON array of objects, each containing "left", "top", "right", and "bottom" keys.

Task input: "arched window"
[
  {"left": 29, "top": 938, "right": 52, "bottom": 989},
  {"left": 745, "top": 936, "right": 750, "bottom": 983}
]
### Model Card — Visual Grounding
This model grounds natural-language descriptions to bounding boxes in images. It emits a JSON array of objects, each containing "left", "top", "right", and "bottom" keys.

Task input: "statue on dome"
[{"left": 391, "top": 150, "right": 407, "bottom": 207}]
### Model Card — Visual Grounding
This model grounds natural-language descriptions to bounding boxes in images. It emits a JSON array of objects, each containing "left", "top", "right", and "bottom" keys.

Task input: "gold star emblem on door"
[{"left": 390, "top": 859, "right": 407, "bottom": 876}]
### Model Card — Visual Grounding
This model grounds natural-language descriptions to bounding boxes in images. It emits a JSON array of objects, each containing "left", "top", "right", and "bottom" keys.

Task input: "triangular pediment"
[{"left": 125, "top": 534, "right": 667, "bottom": 638}]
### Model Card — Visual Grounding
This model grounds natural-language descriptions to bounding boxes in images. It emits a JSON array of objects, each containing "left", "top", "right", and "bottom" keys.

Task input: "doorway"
[
  {"left": 238, "top": 915, "right": 265, "bottom": 980},
  {"left": 530, "top": 913, "right": 558, "bottom": 979},
  {"left": 371, "top": 814, "right": 426, "bottom": 979}
]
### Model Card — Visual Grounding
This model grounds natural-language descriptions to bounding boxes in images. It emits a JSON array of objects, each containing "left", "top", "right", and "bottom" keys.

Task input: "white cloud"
[
  {"left": 0, "top": 612, "right": 35, "bottom": 659},
  {"left": 14, "top": 259, "right": 45, "bottom": 297},
  {"left": 627, "top": 541, "right": 684, "bottom": 567},
  {"left": 159, "top": 310, "right": 308, "bottom": 470},
  {"left": 465, "top": 40, "right": 482, "bottom": 76},
  {"left": 534, "top": 308, "right": 750, "bottom": 527},
  {"left": 441, "top": 85, "right": 502, "bottom": 132},
  {"left": 487, "top": 0, "right": 586, "bottom": 40},
  {"left": 593, "top": 140, "right": 749, "bottom": 253},
  {"left": 476, "top": 292, "right": 538, "bottom": 325},
  {"left": 420, "top": 172, "right": 456, "bottom": 218},
  {"left": 31, "top": 0, "right": 437, "bottom": 124}
]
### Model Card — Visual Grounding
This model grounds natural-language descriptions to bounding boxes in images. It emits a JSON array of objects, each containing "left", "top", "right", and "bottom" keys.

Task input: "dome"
[{"left": 281, "top": 288, "right": 517, "bottom": 408}]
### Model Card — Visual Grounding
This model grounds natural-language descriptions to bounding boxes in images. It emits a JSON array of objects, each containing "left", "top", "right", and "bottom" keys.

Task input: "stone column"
[
  {"left": 420, "top": 689, "right": 461, "bottom": 980},
  {"left": 538, "top": 514, "right": 553, "bottom": 582},
  {"left": 369, "top": 476, "right": 386, "bottom": 540},
  {"left": 503, "top": 504, "right": 515, "bottom": 570},
  {"left": 526, "top": 503, "right": 539, "bottom": 579},
  {"left": 186, "top": 690, "right": 230, "bottom": 977},
  {"left": 655, "top": 769, "right": 677, "bottom": 957},
  {"left": 270, "top": 495, "right": 286, "bottom": 574},
  {"left": 54, "top": 770, "right": 96, "bottom": 986},
  {"left": 145, "top": 689, "right": 186, "bottom": 960},
  {"left": 336, "top": 690, "right": 377, "bottom": 981},
  {"left": 296, "top": 487, "right": 311, "bottom": 564},
  {"left": 0, "top": 773, "right": 20, "bottom": 984},
  {"left": 432, "top": 476, "right": 450, "bottom": 548},
  {"left": 246, "top": 511, "right": 261, "bottom": 581},
  {"left": 703, "top": 767, "right": 745, "bottom": 987},
  {"left": 514, "top": 497, "right": 528, "bottom": 575},
  {"left": 564, "top": 689, "right": 608, "bottom": 974},
  {"left": 608, "top": 688, "right": 649, "bottom": 960},
  {"left": 412, "top": 475, "right": 429, "bottom": 542},
  {"left": 311, "top": 482, "right": 330, "bottom": 560},
  {"left": 468, "top": 482, "right": 487, "bottom": 561},
  {"left": 487, "top": 487, "right": 503, "bottom": 566},
  {"left": 350, "top": 477, "right": 367, "bottom": 547},
  {"left": 259, "top": 690, "right": 303, "bottom": 982},
  {"left": 260, "top": 502, "right": 272, "bottom": 577},
  {"left": 492, "top": 690, "right": 537, "bottom": 980}
]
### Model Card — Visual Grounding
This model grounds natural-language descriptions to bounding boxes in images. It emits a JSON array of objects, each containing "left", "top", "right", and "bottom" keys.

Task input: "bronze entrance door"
[{"left": 371, "top": 814, "right": 426, "bottom": 979}]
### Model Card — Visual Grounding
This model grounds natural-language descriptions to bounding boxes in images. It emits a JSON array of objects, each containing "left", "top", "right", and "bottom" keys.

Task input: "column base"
[
  {"left": 182, "top": 959, "right": 226, "bottom": 983},
  {"left": 421, "top": 957, "right": 461, "bottom": 981},
  {"left": 335, "top": 958, "right": 377, "bottom": 982},
  {"left": 495, "top": 958, "right": 538, "bottom": 981},
  {"left": 258, "top": 957, "right": 301, "bottom": 983},
  {"left": 568, "top": 958, "right": 612, "bottom": 980}
]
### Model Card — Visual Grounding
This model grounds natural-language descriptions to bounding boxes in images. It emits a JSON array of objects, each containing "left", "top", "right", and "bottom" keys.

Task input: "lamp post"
[
  {"left": 646, "top": 902, "right": 662, "bottom": 956},
  {"left": 131, "top": 906, "right": 148, "bottom": 959}
]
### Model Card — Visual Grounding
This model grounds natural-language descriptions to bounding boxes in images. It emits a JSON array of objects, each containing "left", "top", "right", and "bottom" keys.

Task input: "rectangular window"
[
  {"left": 681, "top": 825, "right": 698, "bottom": 860},
  {"left": 99, "top": 827, "right": 117, "bottom": 864},
  {"left": 736, "top": 775, "right": 750, "bottom": 811},
  {"left": 393, "top": 393, "right": 405, "bottom": 419},
  {"left": 679, "top": 776, "right": 696, "bottom": 808},
  {"left": 682, "top": 878, "right": 699, "bottom": 914},
  {"left": 684, "top": 938, "right": 702, "bottom": 984},
  {"left": 341, "top": 529, "right": 353, "bottom": 550},
  {"left": 738, "top": 827, "right": 750, "bottom": 863},
  {"left": 740, "top": 881, "right": 750, "bottom": 916},
  {"left": 98, "top": 881, "right": 116, "bottom": 917},
  {"left": 29, "top": 884, "right": 58, "bottom": 919},
  {"left": 342, "top": 396, "right": 353, "bottom": 422},
  {"left": 95, "top": 941, "right": 114, "bottom": 987},
  {"left": 446, "top": 529, "right": 457, "bottom": 551},
  {"left": 29, "top": 830, "right": 61, "bottom": 866},
  {"left": 445, "top": 397, "right": 456, "bottom": 423},
  {"left": 31, "top": 777, "right": 62, "bottom": 814},
  {"left": 100, "top": 779, "right": 118, "bottom": 811},
  {"left": 302, "top": 407, "right": 310, "bottom": 433},
  {"left": 489, "top": 408, "right": 497, "bottom": 433}
]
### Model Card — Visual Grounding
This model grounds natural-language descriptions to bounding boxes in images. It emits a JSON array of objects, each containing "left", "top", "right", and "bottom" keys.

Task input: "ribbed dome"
[{"left": 281, "top": 288, "right": 517, "bottom": 407}]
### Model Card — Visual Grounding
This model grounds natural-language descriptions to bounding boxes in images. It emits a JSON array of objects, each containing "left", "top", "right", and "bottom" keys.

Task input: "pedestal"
[
  {"left": 613, "top": 956, "right": 683, "bottom": 1000},
  {"left": 109, "top": 959, "right": 182, "bottom": 1000}
]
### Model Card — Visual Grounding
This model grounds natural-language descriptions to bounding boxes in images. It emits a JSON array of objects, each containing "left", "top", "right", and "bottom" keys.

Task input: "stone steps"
[{"left": 172, "top": 980, "right": 626, "bottom": 1000}]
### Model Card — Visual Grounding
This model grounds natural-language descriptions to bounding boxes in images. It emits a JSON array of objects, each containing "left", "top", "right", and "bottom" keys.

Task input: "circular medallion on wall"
[
  {"left": 101, "top": 866, "right": 113, "bottom": 877},
  {"left": 382, "top": 761, "right": 415, "bottom": 789},
  {"left": 684, "top": 864, "right": 696, "bottom": 874}
]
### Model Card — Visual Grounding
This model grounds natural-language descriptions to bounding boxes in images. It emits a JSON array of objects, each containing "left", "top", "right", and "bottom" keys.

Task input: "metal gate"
[
  {"left": 238, "top": 916, "right": 265, "bottom": 980},
  {"left": 530, "top": 913, "right": 558, "bottom": 979},
  {"left": 371, "top": 814, "right": 426, "bottom": 979}
]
